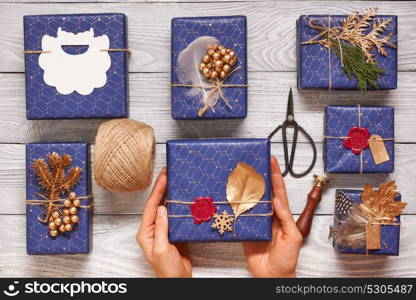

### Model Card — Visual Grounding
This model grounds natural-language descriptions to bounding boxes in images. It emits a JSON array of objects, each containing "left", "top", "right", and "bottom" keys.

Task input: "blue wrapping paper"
[
  {"left": 297, "top": 15, "right": 397, "bottom": 90},
  {"left": 24, "top": 13, "right": 128, "bottom": 119},
  {"left": 324, "top": 105, "right": 394, "bottom": 173},
  {"left": 171, "top": 16, "right": 247, "bottom": 120},
  {"left": 334, "top": 189, "right": 401, "bottom": 255},
  {"left": 26, "top": 143, "right": 90, "bottom": 254},
  {"left": 166, "top": 139, "right": 272, "bottom": 242}
]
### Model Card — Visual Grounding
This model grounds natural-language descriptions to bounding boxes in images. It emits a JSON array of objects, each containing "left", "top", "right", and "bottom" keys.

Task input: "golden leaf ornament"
[
  {"left": 359, "top": 181, "right": 407, "bottom": 223},
  {"left": 226, "top": 162, "right": 265, "bottom": 220}
]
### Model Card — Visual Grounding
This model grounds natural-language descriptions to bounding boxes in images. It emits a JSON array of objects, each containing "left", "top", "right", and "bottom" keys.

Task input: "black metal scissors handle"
[{"left": 268, "top": 88, "right": 317, "bottom": 178}]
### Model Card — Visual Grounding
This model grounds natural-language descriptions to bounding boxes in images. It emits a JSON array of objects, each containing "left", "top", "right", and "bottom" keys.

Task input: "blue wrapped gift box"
[
  {"left": 26, "top": 143, "right": 90, "bottom": 254},
  {"left": 24, "top": 13, "right": 128, "bottom": 119},
  {"left": 166, "top": 138, "right": 272, "bottom": 242},
  {"left": 324, "top": 105, "right": 394, "bottom": 173},
  {"left": 297, "top": 15, "right": 397, "bottom": 90},
  {"left": 333, "top": 189, "right": 401, "bottom": 255},
  {"left": 171, "top": 16, "right": 247, "bottom": 120}
]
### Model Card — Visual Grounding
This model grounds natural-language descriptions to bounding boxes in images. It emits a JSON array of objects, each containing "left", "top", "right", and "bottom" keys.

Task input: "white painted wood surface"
[{"left": 0, "top": 0, "right": 415, "bottom": 278}]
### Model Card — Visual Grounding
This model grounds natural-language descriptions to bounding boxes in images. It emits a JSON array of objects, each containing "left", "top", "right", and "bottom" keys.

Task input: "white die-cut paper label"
[{"left": 39, "top": 27, "right": 111, "bottom": 95}]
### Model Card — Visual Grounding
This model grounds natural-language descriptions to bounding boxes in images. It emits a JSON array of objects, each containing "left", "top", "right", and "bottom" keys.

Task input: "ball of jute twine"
[{"left": 94, "top": 119, "right": 155, "bottom": 192}]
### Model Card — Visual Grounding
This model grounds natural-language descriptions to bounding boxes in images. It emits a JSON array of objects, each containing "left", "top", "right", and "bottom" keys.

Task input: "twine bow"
[
  {"left": 302, "top": 17, "right": 345, "bottom": 64},
  {"left": 301, "top": 16, "right": 345, "bottom": 90},
  {"left": 170, "top": 66, "right": 248, "bottom": 116}
]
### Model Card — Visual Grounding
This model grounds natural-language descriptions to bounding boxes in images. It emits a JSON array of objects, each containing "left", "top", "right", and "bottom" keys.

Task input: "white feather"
[{"left": 176, "top": 36, "right": 219, "bottom": 100}]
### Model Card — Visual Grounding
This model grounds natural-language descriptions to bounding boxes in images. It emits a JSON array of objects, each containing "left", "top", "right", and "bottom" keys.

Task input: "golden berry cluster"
[
  {"left": 48, "top": 192, "right": 81, "bottom": 237},
  {"left": 199, "top": 44, "right": 238, "bottom": 81}
]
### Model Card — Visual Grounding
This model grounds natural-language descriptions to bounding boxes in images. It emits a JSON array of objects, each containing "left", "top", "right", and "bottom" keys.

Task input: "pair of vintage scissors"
[{"left": 268, "top": 88, "right": 317, "bottom": 178}]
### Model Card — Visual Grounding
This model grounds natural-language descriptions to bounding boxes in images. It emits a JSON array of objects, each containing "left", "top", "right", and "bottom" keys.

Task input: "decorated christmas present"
[
  {"left": 324, "top": 105, "right": 394, "bottom": 173},
  {"left": 171, "top": 16, "right": 248, "bottom": 120},
  {"left": 330, "top": 182, "right": 406, "bottom": 255},
  {"left": 26, "top": 143, "right": 91, "bottom": 254},
  {"left": 166, "top": 138, "right": 272, "bottom": 242},
  {"left": 297, "top": 9, "right": 397, "bottom": 91},
  {"left": 24, "top": 13, "right": 129, "bottom": 119}
]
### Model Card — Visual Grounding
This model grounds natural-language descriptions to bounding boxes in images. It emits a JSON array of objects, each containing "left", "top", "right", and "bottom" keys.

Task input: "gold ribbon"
[
  {"left": 24, "top": 48, "right": 133, "bottom": 56},
  {"left": 26, "top": 193, "right": 93, "bottom": 223},
  {"left": 170, "top": 66, "right": 248, "bottom": 117},
  {"left": 323, "top": 104, "right": 394, "bottom": 173}
]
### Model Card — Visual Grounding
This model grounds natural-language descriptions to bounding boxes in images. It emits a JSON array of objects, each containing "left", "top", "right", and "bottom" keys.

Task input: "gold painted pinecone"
[{"left": 199, "top": 44, "right": 238, "bottom": 81}]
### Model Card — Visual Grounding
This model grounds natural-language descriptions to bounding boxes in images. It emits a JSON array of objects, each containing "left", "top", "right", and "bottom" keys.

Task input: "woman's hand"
[
  {"left": 242, "top": 156, "right": 303, "bottom": 278},
  {"left": 136, "top": 168, "right": 192, "bottom": 278}
]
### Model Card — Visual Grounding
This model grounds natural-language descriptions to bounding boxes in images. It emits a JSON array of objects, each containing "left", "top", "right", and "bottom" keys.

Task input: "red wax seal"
[
  {"left": 343, "top": 127, "right": 371, "bottom": 155},
  {"left": 190, "top": 197, "right": 217, "bottom": 224}
]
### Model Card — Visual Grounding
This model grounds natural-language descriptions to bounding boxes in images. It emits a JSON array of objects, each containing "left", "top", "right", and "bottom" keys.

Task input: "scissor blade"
[{"left": 286, "top": 88, "right": 294, "bottom": 119}]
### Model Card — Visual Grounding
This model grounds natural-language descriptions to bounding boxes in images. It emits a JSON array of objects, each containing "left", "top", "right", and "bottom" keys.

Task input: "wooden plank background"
[{"left": 0, "top": 0, "right": 415, "bottom": 278}]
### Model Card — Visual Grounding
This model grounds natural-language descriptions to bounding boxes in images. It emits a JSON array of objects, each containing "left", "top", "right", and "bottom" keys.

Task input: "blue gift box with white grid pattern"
[
  {"left": 297, "top": 15, "right": 397, "bottom": 90},
  {"left": 334, "top": 189, "right": 401, "bottom": 255},
  {"left": 26, "top": 143, "right": 90, "bottom": 254},
  {"left": 171, "top": 16, "right": 247, "bottom": 119},
  {"left": 166, "top": 138, "right": 272, "bottom": 242},
  {"left": 24, "top": 13, "right": 128, "bottom": 119},
  {"left": 324, "top": 105, "right": 394, "bottom": 173}
]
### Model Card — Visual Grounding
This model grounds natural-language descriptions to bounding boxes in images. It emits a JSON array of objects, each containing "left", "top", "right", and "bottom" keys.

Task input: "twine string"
[
  {"left": 94, "top": 119, "right": 155, "bottom": 192},
  {"left": 166, "top": 200, "right": 272, "bottom": 205},
  {"left": 328, "top": 16, "right": 332, "bottom": 90},
  {"left": 166, "top": 199, "right": 272, "bottom": 218},
  {"left": 24, "top": 48, "right": 132, "bottom": 56},
  {"left": 26, "top": 193, "right": 93, "bottom": 223},
  {"left": 168, "top": 212, "right": 274, "bottom": 218}
]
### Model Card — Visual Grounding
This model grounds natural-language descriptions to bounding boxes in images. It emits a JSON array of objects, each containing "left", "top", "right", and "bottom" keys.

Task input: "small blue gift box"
[
  {"left": 333, "top": 189, "right": 401, "bottom": 255},
  {"left": 171, "top": 16, "right": 247, "bottom": 120},
  {"left": 324, "top": 105, "right": 394, "bottom": 173},
  {"left": 26, "top": 143, "right": 90, "bottom": 254},
  {"left": 297, "top": 15, "right": 397, "bottom": 90},
  {"left": 166, "top": 139, "right": 272, "bottom": 242},
  {"left": 24, "top": 13, "right": 128, "bottom": 119}
]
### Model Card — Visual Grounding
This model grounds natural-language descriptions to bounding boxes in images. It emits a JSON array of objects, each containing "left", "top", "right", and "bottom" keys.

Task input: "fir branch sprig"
[{"left": 332, "top": 40, "right": 384, "bottom": 91}]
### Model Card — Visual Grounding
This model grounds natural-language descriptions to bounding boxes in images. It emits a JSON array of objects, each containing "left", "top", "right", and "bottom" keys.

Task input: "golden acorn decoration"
[
  {"left": 199, "top": 44, "right": 238, "bottom": 81},
  {"left": 46, "top": 192, "right": 81, "bottom": 237}
]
